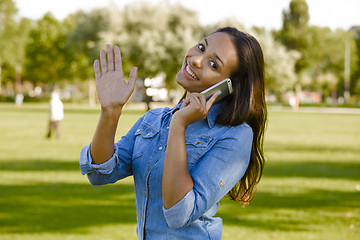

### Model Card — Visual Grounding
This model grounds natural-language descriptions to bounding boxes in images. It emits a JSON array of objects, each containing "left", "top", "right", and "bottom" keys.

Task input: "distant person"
[
  {"left": 15, "top": 93, "right": 24, "bottom": 107},
  {"left": 289, "top": 95, "right": 299, "bottom": 110},
  {"left": 80, "top": 27, "right": 267, "bottom": 239},
  {"left": 47, "top": 91, "right": 64, "bottom": 139}
]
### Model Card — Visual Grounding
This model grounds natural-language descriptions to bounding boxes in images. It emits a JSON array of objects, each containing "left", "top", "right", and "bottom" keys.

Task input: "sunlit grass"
[{"left": 0, "top": 102, "right": 359, "bottom": 239}]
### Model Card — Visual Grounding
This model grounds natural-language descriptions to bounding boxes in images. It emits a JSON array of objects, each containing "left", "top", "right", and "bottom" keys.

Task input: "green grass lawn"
[{"left": 0, "top": 102, "right": 359, "bottom": 240}]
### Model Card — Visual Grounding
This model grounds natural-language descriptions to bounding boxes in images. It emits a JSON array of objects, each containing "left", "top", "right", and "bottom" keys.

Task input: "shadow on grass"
[
  {"left": 0, "top": 182, "right": 137, "bottom": 234},
  {"left": 217, "top": 188, "right": 359, "bottom": 231},
  {"left": 0, "top": 160, "right": 79, "bottom": 171},
  {"left": 266, "top": 143, "right": 359, "bottom": 155},
  {"left": 264, "top": 161, "right": 360, "bottom": 180},
  {"left": 264, "top": 142, "right": 360, "bottom": 180},
  {"left": 1, "top": 157, "right": 359, "bottom": 234},
  {"left": 1, "top": 159, "right": 359, "bottom": 180},
  {"left": 2, "top": 180, "right": 356, "bottom": 233}
]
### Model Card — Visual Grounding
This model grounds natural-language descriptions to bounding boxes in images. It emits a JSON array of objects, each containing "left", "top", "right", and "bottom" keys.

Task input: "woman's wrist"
[
  {"left": 171, "top": 111, "right": 189, "bottom": 130},
  {"left": 100, "top": 105, "right": 123, "bottom": 123}
]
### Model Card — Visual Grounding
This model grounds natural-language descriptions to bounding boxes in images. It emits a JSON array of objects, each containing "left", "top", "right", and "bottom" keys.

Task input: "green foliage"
[
  {"left": 23, "top": 13, "right": 72, "bottom": 84},
  {"left": 255, "top": 30, "right": 300, "bottom": 96},
  {"left": 276, "top": 0, "right": 310, "bottom": 72},
  {"left": 0, "top": 0, "right": 18, "bottom": 65},
  {"left": 274, "top": 0, "right": 360, "bottom": 100},
  {"left": 64, "top": 8, "right": 112, "bottom": 81},
  {"left": 104, "top": 2, "right": 203, "bottom": 89},
  {"left": 0, "top": 0, "right": 359, "bottom": 101}
]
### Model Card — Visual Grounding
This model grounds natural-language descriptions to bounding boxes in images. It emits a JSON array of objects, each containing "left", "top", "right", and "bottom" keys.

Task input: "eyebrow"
[
  {"left": 204, "top": 38, "right": 208, "bottom": 46},
  {"left": 204, "top": 37, "right": 224, "bottom": 67}
]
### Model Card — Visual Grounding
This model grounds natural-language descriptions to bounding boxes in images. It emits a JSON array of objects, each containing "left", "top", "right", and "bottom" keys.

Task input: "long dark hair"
[
  {"left": 178, "top": 27, "right": 267, "bottom": 205},
  {"left": 215, "top": 27, "right": 267, "bottom": 205}
]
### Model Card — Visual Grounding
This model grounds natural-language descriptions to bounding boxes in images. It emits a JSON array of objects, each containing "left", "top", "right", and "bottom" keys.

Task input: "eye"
[
  {"left": 210, "top": 60, "right": 218, "bottom": 70},
  {"left": 198, "top": 43, "right": 205, "bottom": 52}
]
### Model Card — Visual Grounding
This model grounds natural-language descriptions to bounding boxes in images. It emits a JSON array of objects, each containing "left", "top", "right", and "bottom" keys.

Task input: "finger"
[
  {"left": 94, "top": 60, "right": 101, "bottom": 80},
  {"left": 114, "top": 46, "right": 123, "bottom": 72},
  {"left": 107, "top": 44, "right": 114, "bottom": 71},
  {"left": 100, "top": 49, "right": 107, "bottom": 74},
  {"left": 198, "top": 93, "right": 207, "bottom": 110},
  {"left": 127, "top": 67, "right": 138, "bottom": 92},
  {"left": 189, "top": 94, "right": 202, "bottom": 109},
  {"left": 206, "top": 90, "right": 221, "bottom": 111},
  {"left": 181, "top": 96, "right": 190, "bottom": 108}
]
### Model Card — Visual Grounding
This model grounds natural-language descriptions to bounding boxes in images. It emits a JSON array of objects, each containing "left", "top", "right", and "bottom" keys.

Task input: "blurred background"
[
  {"left": 0, "top": 0, "right": 359, "bottom": 107},
  {"left": 0, "top": 0, "right": 359, "bottom": 240}
]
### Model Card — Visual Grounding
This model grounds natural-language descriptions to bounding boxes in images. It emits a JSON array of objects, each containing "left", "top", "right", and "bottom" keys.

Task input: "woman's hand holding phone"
[{"left": 173, "top": 91, "right": 221, "bottom": 128}]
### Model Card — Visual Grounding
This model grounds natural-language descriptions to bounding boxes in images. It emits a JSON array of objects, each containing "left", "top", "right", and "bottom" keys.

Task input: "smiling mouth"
[{"left": 185, "top": 64, "right": 199, "bottom": 80}]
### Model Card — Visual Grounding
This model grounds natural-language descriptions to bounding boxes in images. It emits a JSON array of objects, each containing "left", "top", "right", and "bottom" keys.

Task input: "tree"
[
  {"left": 101, "top": 2, "right": 202, "bottom": 89},
  {"left": 0, "top": 0, "right": 17, "bottom": 91},
  {"left": 65, "top": 8, "right": 112, "bottom": 81},
  {"left": 302, "top": 26, "right": 358, "bottom": 99},
  {"left": 275, "top": 0, "right": 310, "bottom": 72},
  {"left": 23, "top": 13, "right": 71, "bottom": 86},
  {"left": 255, "top": 30, "right": 300, "bottom": 98},
  {"left": 350, "top": 26, "right": 360, "bottom": 98},
  {"left": 64, "top": 8, "right": 112, "bottom": 105},
  {"left": 95, "top": 2, "right": 203, "bottom": 109}
]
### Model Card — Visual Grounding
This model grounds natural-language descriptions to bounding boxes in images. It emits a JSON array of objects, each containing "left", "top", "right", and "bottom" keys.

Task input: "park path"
[{"left": 269, "top": 106, "right": 360, "bottom": 114}]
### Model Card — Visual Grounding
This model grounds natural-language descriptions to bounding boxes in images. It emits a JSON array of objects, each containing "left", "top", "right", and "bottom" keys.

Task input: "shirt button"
[
  {"left": 159, "top": 146, "right": 163, "bottom": 150},
  {"left": 166, "top": 126, "right": 169, "bottom": 129},
  {"left": 197, "top": 141, "right": 201, "bottom": 144},
  {"left": 144, "top": 191, "right": 146, "bottom": 195},
  {"left": 147, "top": 133, "right": 150, "bottom": 136},
  {"left": 219, "top": 181, "right": 224, "bottom": 187}
]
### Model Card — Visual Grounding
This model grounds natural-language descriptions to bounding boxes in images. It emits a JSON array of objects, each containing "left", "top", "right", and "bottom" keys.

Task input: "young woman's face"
[{"left": 176, "top": 32, "right": 239, "bottom": 93}]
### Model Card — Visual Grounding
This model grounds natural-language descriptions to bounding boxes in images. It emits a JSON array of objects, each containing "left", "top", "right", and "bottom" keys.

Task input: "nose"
[{"left": 190, "top": 55, "right": 203, "bottom": 68}]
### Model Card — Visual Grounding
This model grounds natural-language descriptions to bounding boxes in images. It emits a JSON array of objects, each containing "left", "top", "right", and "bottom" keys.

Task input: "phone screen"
[{"left": 200, "top": 78, "right": 233, "bottom": 104}]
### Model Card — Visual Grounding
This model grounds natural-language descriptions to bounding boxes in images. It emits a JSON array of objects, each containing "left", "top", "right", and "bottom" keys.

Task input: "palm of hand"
[
  {"left": 96, "top": 70, "right": 132, "bottom": 108},
  {"left": 94, "top": 44, "right": 137, "bottom": 110}
]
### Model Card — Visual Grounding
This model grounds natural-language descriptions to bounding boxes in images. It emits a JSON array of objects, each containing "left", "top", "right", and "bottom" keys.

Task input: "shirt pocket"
[
  {"left": 133, "top": 122, "right": 160, "bottom": 160},
  {"left": 185, "top": 135, "right": 213, "bottom": 167}
]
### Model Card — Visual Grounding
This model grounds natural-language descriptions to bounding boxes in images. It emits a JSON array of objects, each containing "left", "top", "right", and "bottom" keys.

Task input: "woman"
[{"left": 80, "top": 27, "right": 267, "bottom": 239}]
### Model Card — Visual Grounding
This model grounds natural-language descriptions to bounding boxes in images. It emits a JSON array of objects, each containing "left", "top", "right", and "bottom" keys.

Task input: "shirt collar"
[
  {"left": 206, "top": 103, "right": 221, "bottom": 128},
  {"left": 167, "top": 102, "right": 221, "bottom": 129}
]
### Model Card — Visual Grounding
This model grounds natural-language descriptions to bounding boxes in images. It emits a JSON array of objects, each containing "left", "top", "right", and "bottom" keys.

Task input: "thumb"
[
  {"left": 205, "top": 90, "right": 221, "bottom": 111},
  {"left": 128, "top": 67, "right": 138, "bottom": 91}
]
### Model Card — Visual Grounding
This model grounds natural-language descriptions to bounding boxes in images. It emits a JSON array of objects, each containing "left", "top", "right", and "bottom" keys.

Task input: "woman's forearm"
[
  {"left": 162, "top": 117, "right": 194, "bottom": 209},
  {"left": 90, "top": 108, "right": 122, "bottom": 165}
]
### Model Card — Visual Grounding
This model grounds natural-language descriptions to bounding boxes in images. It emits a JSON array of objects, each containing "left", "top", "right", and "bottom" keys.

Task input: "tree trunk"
[
  {"left": 89, "top": 79, "right": 96, "bottom": 107},
  {"left": 15, "top": 65, "right": 22, "bottom": 93},
  {"left": 0, "top": 65, "right": 2, "bottom": 92}
]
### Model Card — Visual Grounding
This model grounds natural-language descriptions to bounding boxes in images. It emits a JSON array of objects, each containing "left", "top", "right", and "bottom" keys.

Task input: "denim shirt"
[{"left": 80, "top": 103, "right": 253, "bottom": 240}]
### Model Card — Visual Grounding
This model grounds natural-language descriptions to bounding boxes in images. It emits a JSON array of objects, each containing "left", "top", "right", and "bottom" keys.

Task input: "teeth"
[{"left": 186, "top": 65, "right": 199, "bottom": 80}]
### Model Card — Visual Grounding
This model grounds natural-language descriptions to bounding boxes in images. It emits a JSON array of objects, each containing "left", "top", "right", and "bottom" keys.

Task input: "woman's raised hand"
[{"left": 94, "top": 44, "right": 137, "bottom": 112}]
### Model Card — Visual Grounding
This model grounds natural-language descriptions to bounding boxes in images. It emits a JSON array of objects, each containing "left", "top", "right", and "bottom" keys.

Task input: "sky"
[{"left": 13, "top": 0, "right": 360, "bottom": 30}]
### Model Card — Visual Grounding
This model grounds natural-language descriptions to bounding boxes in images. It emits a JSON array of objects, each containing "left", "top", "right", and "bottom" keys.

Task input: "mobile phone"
[{"left": 200, "top": 78, "right": 233, "bottom": 104}]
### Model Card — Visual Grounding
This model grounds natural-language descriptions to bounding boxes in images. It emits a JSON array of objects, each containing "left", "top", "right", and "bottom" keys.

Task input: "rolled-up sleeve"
[
  {"left": 79, "top": 115, "right": 145, "bottom": 185},
  {"left": 162, "top": 190, "right": 195, "bottom": 228},
  {"left": 80, "top": 144, "right": 117, "bottom": 175},
  {"left": 162, "top": 124, "right": 253, "bottom": 228}
]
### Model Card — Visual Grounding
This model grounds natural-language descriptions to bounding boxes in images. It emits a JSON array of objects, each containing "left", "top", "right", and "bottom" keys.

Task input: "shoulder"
[
  {"left": 211, "top": 123, "right": 253, "bottom": 155},
  {"left": 232, "top": 122, "right": 253, "bottom": 136},
  {"left": 216, "top": 122, "right": 253, "bottom": 140},
  {"left": 146, "top": 106, "right": 172, "bottom": 116},
  {"left": 139, "top": 105, "right": 176, "bottom": 128}
]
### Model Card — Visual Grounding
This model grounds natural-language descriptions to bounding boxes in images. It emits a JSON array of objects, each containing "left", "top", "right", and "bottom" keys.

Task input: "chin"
[{"left": 176, "top": 71, "right": 186, "bottom": 88}]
